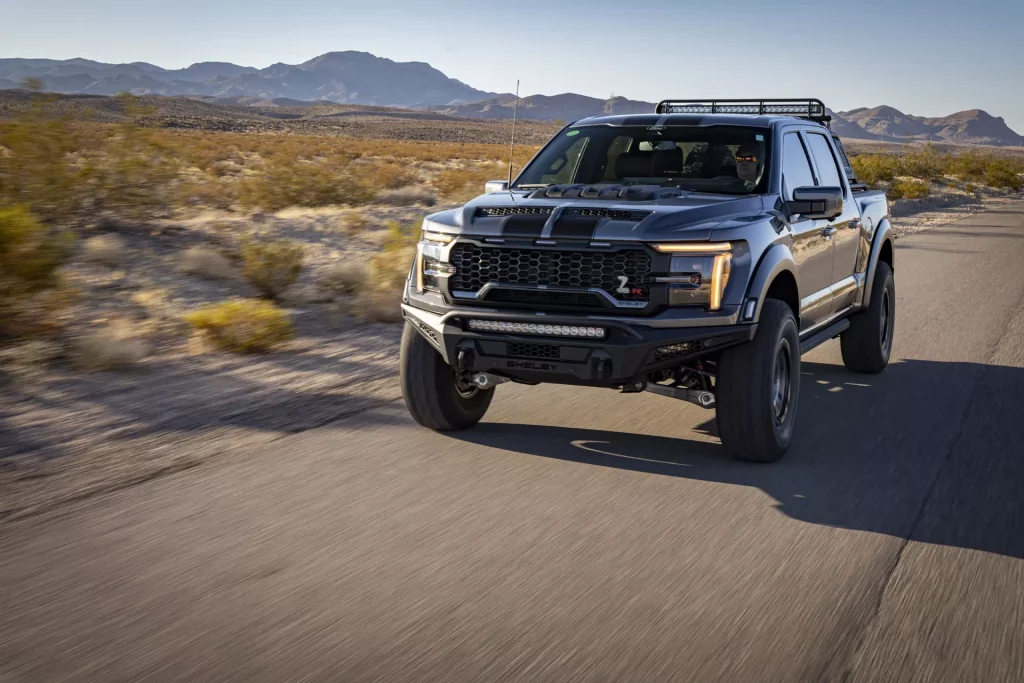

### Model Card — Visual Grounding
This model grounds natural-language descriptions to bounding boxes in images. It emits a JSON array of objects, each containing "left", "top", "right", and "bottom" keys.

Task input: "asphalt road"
[{"left": 2, "top": 204, "right": 1024, "bottom": 683}]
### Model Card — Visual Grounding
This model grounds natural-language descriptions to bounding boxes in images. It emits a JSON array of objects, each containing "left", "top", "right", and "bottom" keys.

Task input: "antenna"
[{"left": 507, "top": 79, "right": 520, "bottom": 187}]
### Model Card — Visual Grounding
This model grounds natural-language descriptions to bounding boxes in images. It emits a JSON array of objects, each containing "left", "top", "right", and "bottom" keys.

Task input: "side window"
[
  {"left": 781, "top": 133, "right": 815, "bottom": 201},
  {"left": 541, "top": 137, "right": 587, "bottom": 184},
  {"left": 805, "top": 133, "right": 844, "bottom": 191}
]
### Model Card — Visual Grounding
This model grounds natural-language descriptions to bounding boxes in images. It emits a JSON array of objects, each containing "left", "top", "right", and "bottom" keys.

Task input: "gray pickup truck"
[{"left": 400, "top": 99, "right": 894, "bottom": 461}]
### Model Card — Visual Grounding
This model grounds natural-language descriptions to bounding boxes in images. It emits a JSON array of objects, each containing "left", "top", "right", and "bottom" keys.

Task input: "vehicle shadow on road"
[{"left": 451, "top": 359, "right": 1024, "bottom": 559}]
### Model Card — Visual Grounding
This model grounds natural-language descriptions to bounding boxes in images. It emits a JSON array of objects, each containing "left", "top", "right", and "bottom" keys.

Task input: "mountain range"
[{"left": 2, "top": 53, "right": 1020, "bottom": 146}]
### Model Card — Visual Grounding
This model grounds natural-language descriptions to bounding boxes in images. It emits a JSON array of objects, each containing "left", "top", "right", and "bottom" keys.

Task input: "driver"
[{"left": 735, "top": 142, "right": 763, "bottom": 186}]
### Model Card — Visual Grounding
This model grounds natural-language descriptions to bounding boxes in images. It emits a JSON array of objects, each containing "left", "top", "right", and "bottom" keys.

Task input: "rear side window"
[
  {"left": 782, "top": 133, "right": 815, "bottom": 201},
  {"left": 805, "top": 133, "right": 844, "bottom": 190}
]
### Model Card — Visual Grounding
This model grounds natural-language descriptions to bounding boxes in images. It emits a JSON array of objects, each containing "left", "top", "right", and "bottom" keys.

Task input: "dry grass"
[
  {"left": 178, "top": 246, "right": 236, "bottom": 279},
  {"left": 376, "top": 186, "right": 438, "bottom": 207},
  {"left": 887, "top": 179, "right": 931, "bottom": 200},
  {"left": 185, "top": 298, "right": 294, "bottom": 353},
  {"left": 351, "top": 288, "right": 404, "bottom": 323},
  {"left": 852, "top": 145, "right": 1024, "bottom": 189},
  {"left": 72, "top": 319, "right": 149, "bottom": 370},
  {"left": 318, "top": 262, "right": 368, "bottom": 296},
  {"left": 240, "top": 236, "right": 304, "bottom": 299}
]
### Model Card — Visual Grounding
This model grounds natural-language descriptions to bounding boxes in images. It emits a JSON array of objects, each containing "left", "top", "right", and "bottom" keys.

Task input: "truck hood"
[{"left": 428, "top": 185, "right": 768, "bottom": 242}]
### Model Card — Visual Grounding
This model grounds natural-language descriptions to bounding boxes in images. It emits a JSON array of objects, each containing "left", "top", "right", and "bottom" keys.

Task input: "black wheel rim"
[
  {"left": 880, "top": 289, "right": 892, "bottom": 351},
  {"left": 772, "top": 339, "right": 792, "bottom": 425}
]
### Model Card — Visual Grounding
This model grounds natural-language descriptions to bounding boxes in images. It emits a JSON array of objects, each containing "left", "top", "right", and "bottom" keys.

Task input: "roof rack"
[{"left": 655, "top": 99, "right": 830, "bottom": 124}]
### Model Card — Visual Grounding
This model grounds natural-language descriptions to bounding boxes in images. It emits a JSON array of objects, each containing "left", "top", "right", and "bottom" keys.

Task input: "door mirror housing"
[
  {"left": 484, "top": 180, "right": 509, "bottom": 194},
  {"left": 787, "top": 186, "right": 844, "bottom": 221}
]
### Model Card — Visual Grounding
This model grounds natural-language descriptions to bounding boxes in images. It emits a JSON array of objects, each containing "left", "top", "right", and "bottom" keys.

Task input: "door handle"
[
  {"left": 821, "top": 226, "right": 838, "bottom": 239},
  {"left": 849, "top": 219, "right": 862, "bottom": 230}
]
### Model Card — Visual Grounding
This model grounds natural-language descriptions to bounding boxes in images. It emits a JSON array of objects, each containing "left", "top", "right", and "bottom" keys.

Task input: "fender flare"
[
  {"left": 862, "top": 218, "right": 895, "bottom": 306},
  {"left": 745, "top": 243, "right": 799, "bottom": 322}
]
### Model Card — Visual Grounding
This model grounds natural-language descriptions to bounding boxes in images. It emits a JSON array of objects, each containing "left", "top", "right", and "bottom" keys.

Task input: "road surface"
[{"left": 2, "top": 203, "right": 1024, "bottom": 683}]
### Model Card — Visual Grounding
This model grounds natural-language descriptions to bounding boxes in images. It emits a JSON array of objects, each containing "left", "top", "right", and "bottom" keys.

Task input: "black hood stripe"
[
  {"left": 499, "top": 214, "right": 547, "bottom": 237},
  {"left": 550, "top": 215, "right": 601, "bottom": 239}
]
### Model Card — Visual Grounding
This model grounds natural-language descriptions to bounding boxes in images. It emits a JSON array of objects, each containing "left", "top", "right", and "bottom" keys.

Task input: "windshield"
[{"left": 514, "top": 125, "right": 771, "bottom": 196}]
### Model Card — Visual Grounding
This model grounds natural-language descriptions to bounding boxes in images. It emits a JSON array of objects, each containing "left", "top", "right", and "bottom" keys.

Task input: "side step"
[{"left": 799, "top": 318, "right": 850, "bottom": 355}]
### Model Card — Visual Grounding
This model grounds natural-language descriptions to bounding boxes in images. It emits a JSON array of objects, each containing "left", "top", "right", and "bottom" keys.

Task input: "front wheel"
[
  {"left": 715, "top": 299, "right": 801, "bottom": 462},
  {"left": 400, "top": 323, "right": 493, "bottom": 430}
]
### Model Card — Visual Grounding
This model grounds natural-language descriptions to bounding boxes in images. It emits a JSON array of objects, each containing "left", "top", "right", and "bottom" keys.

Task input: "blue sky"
[{"left": 3, "top": 0, "right": 1022, "bottom": 133}]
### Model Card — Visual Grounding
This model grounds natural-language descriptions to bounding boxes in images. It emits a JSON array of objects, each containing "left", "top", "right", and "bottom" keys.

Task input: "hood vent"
[
  {"left": 476, "top": 207, "right": 553, "bottom": 218},
  {"left": 561, "top": 208, "right": 652, "bottom": 221}
]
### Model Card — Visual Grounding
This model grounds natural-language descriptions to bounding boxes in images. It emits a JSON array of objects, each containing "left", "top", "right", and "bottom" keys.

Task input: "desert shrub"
[
  {"left": 985, "top": 160, "right": 1023, "bottom": 190},
  {"left": 433, "top": 163, "right": 506, "bottom": 202},
  {"left": 0, "top": 206, "right": 74, "bottom": 340},
  {"left": 887, "top": 179, "right": 931, "bottom": 200},
  {"left": 238, "top": 159, "right": 375, "bottom": 211},
  {"left": 376, "top": 186, "right": 438, "bottom": 207},
  {"left": 72, "top": 319, "right": 149, "bottom": 370},
  {"left": 318, "top": 262, "right": 368, "bottom": 296},
  {"left": 240, "top": 236, "right": 304, "bottom": 299},
  {"left": 899, "top": 145, "right": 945, "bottom": 181},
  {"left": 850, "top": 154, "right": 900, "bottom": 186},
  {"left": 83, "top": 234, "right": 126, "bottom": 267},
  {"left": 358, "top": 159, "right": 420, "bottom": 189},
  {"left": 185, "top": 298, "right": 294, "bottom": 353},
  {"left": 366, "top": 221, "right": 417, "bottom": 291},
  {"left": 179, "top": 245, "right": 236, "bottom": 279},
  {"left": 351, "top": 288, "right": 403, "bottom": 323},
  {"left": 341, "top": 211, "right": 369, "bottom": 234}
]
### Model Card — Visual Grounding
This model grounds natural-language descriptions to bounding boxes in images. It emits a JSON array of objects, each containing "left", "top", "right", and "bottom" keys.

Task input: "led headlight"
[
  {"left": 422, "top": 230, "right": 454, "bottom": 244},
  {"left": 468, "top": 319, "right": 606, "bottom": 339},
  {"left": 654, "top": 243, "right": 733, "bottom": 311}
]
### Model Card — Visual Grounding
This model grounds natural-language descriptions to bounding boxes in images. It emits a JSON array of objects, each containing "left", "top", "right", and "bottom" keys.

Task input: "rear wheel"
[
  {"left": 716, "top": 299, "right": 801, "bottom": 462},
  {"left": 400, "top": 323, "right": 493, "bottom": 430},
  {"left": 841, "top": 261, "right": 894, "bottom": 374}
]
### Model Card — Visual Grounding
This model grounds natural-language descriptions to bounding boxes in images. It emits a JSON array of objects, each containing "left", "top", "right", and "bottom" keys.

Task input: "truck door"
[
  {"left": 781, "top": 131, "right": 833, "bottom": 331},
  {"left": 804, "top": 131, "right": 861, "bottom": 316}
]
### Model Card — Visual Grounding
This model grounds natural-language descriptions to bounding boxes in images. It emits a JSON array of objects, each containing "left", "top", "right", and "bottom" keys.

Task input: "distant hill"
[
  {"left": 0, "top": 52, "right": 492, "bottom": 108},
  {"left": 2, "top": 51, "right": 1020, "bottom": 145}
]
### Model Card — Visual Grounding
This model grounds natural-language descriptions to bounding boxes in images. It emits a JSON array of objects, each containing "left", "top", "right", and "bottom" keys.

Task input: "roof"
[{"left": 569, "top": 113, "right": 817, "bottom": 128}]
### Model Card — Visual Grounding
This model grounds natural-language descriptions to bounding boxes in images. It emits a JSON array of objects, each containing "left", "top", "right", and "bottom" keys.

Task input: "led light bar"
[
  {"left": 655, "top": 99, "right": 829, "bottom": 123},
  {"left": 468, "top": 319, "right": 606, "bottom": 339}
]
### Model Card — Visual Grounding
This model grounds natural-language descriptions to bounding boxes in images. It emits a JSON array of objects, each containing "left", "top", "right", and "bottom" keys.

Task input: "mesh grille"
[
  {"left": 560, "top": 208, "right": 652, "bottom": 221},
  {"left": 476, "top": 207, "right": 553, "bottom": 218},
  {"left": 509, "top": 343, "right": 560, "bottom": 360},
  {"left": 449, "top": 245, "right": 652, "bottom": 303}
]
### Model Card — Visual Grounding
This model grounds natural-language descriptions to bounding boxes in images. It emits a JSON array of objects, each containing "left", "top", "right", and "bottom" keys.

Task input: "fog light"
[{"left": 468, "top": 319, "right": 606, "bottom": 339}]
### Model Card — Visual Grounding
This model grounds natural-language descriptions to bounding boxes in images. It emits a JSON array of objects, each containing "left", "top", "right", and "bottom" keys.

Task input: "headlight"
[
  {"left": 422, "top": 230, "right": 454, "bottom": 244},
  {"left": 654, "top": 243, "right": 733, "bottom": 311}
]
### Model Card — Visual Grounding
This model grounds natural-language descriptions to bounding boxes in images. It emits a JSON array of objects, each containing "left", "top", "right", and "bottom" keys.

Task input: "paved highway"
[{"left": 2, "top": 203, "right": 1023, "bottom": 682}]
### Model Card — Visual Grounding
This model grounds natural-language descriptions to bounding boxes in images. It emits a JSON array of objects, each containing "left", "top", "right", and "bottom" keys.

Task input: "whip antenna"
[{"left": 507, "top": 79, "right": 519, "bottom": 187}]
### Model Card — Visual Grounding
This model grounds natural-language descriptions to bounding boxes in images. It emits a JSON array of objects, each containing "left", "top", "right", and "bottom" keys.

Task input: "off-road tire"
[
  {"left": 400, "top": 323, "right": 493, "bottom": 430},
  {"left": 841, "top": 262, "right": 894, "bottom": 374},
  {"left": 716, "top": 299, "right": 801, "bottom": 462}
]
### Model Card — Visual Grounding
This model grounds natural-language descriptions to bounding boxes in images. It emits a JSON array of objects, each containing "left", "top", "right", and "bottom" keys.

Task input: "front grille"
[
  {"left": 449, "top": 244, "right": 652, "bottom": 305},
  {"left": 560, "top": 208, "right": 652, "bottom": 221},
  {"left": 476, "top": 207, "right": 553, "bottom": 218},
  {"left": 509, "top": 342, "right": 560, "bottom": 360}
]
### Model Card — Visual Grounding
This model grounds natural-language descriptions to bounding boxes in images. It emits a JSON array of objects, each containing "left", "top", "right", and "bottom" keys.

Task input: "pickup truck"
[{"left": 399, "top": 99, "right": 894, "bottom": 462}]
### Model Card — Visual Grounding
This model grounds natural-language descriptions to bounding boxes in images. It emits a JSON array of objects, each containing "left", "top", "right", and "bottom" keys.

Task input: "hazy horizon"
[{"left": 3, "top": 0, "right": 1022, "bottom": 132}]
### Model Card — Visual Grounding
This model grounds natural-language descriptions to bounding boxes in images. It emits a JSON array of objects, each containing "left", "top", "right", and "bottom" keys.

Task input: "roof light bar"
[{"left": 655, "top": 99, "right": 830, "bottom": 123}]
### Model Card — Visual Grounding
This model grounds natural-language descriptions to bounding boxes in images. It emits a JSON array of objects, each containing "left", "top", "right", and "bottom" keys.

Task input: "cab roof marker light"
[{"left": 652, "top": 242, "right": 732, "bottom": 254}]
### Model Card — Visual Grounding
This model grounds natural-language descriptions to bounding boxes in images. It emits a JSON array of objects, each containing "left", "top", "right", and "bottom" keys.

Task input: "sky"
[{"left": 2, "top": 0, "right": 1023, "bottom": 133}]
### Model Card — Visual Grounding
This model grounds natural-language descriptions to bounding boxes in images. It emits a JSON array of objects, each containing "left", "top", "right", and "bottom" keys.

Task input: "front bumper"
[{"left": 402, "top": 304, "right": 756, "bottom": 386}]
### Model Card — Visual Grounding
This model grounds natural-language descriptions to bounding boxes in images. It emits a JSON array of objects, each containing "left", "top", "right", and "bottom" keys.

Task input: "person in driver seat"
[{"left": 735, "top": 141, "right": 763, "bottom": 188}]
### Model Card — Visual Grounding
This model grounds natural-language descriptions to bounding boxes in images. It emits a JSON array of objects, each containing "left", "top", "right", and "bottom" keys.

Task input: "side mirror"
[
  {"left": 484, "top": 180, "right": 509, "bottom": 194},
  {"left": 787, "top": 186, "right": 844, "bottom": 221}
]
